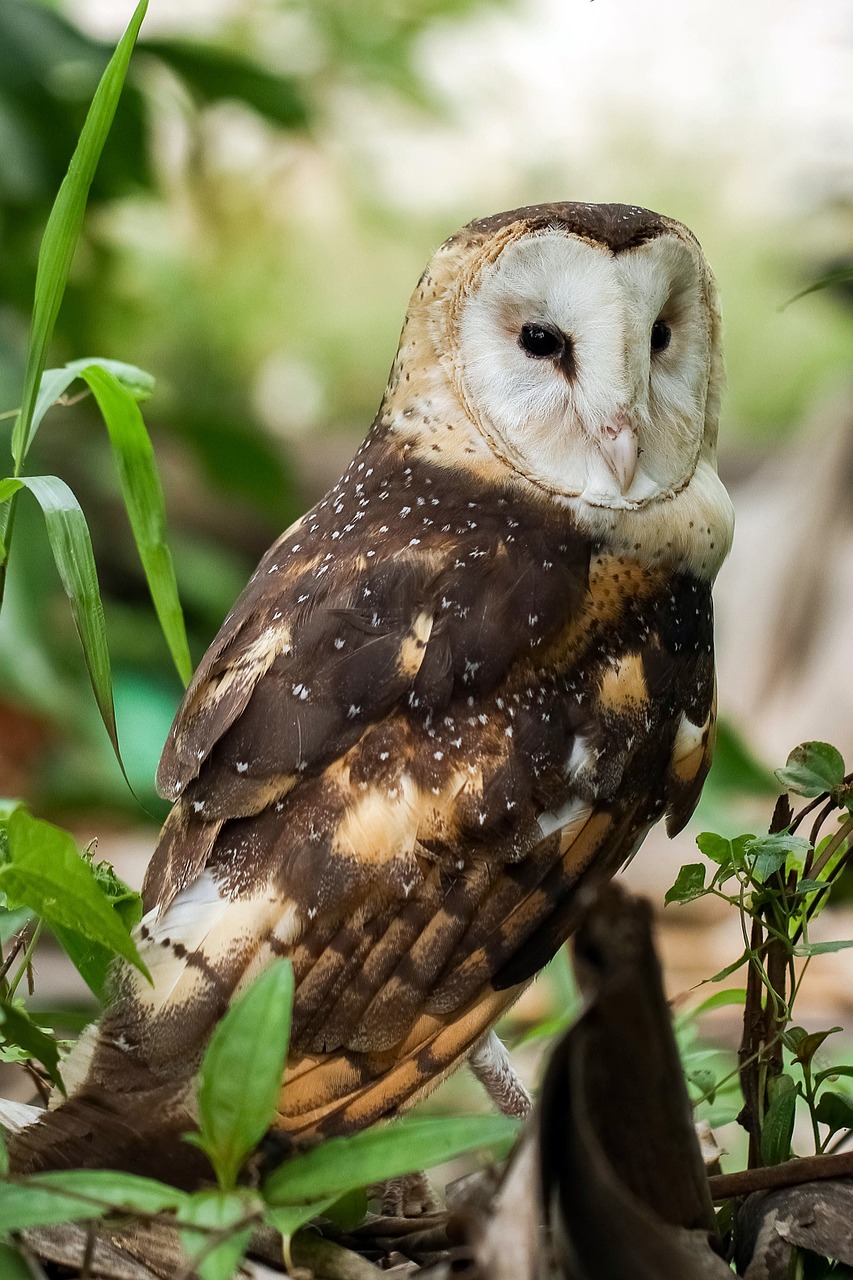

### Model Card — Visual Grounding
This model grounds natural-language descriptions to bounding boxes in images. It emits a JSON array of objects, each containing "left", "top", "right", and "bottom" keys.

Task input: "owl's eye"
[
  {"left": 650, "top": 318, "right": 671, "bottom": 353},
  {"left": 519, "top": 323, "right": 563, "bottom": 358}
]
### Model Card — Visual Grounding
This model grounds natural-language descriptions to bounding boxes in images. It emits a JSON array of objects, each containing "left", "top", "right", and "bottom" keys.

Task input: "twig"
[{"left": 708, "top": 1150, "right": 853, "bottom": 1200}]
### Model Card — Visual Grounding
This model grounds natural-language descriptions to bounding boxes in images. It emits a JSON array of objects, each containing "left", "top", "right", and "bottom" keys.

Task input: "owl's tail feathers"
[{"left": 274, "top": 984, "right": 519, "bottom": 1140}]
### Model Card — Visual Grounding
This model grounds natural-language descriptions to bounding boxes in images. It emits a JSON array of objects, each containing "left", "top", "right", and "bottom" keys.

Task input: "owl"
[{"left": 10, "top": 202, "right": 733, "bottom": 1182}]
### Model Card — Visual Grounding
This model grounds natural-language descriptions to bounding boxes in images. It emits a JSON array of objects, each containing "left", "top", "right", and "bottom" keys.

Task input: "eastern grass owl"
[{"left": 10, "top": 202, "right": 734, "bottom": 1181}]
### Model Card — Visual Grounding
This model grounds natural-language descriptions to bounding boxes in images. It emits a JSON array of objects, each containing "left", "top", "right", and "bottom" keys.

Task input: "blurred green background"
[{"left": 1, "top": 0, "right": 852, "bottom": 830}]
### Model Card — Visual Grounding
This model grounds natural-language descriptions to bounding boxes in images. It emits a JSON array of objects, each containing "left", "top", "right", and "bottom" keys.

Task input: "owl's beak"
[{"left": 597, "top": 417, "right": 638, "bottom": 494}]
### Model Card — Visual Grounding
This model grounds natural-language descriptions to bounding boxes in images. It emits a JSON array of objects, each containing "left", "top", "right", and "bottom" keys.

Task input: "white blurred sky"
[{"left": 70, "top": 0, "right": 853, "bottom": 220}]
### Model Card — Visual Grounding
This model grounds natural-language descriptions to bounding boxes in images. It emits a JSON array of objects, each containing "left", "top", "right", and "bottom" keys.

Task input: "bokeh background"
[{"left": 2, "top": 0, "right": 853, "bottom": 1155}]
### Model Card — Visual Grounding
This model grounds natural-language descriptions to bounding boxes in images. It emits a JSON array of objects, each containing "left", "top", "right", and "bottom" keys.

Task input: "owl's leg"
[
  {"left": 380, "top": 1170, "right": 441, "bottom": 1218},
  {"left": 469, "top": 1030, "right": 532, "bottom": 1117}
]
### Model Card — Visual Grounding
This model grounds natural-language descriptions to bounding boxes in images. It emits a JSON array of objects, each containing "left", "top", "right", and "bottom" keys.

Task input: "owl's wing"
[{"left": 146, "top": 515, "right": 589, "bottom": 911}]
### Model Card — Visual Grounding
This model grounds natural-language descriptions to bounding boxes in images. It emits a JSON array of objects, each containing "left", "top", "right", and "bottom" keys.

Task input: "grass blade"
[
  {"left": 11, "top": 0, "right": 149, "bottom": 471},
  {"left": 80, "top": 364, "right": 191, "bottom": 685},
  {"left": 0, "top": 476, "right": 125, "bottom": 776}
]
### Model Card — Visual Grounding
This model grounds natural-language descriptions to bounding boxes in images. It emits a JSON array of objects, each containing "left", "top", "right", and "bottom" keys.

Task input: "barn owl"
[{"left": 9, "top": 202, "right": 733, "bottom": 1182}]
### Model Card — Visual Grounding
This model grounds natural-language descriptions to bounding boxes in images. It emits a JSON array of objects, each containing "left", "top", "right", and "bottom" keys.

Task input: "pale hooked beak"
[{"left": 597, "top": 415, "right": 639, "bottom": 494}]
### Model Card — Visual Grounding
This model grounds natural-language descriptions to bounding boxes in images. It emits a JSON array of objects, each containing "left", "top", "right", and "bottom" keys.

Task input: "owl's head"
[{"left": 382, "top": 202, "right": 732, "bottom": 576}]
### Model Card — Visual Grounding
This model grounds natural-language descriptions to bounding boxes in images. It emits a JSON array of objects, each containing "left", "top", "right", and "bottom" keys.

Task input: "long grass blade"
[
  {"left": 0, "top": 476, "right": 126, "bottom": 777},
  {"left": 81, "top": 364, "right": 192, "bottom": 685},
  {"left": 10, "top": 0, "right": 149, "bottom": 471}
]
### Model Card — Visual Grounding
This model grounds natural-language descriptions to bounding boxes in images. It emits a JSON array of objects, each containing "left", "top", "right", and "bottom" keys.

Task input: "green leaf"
[
  {"left": 681, "top": 988, "right": 747, "bottom": 1022},
  {"left": 321, "top": 1187, "right": 368, "bottom": 1232},
  {"left": 815, "top": 1064, "right": 853, "bottom": 1086},
  {"left": 793, "top": 939, "right": 853, "bottom": 957},
  {"left": 0, "top": 475, "right": 126, "bottom": 776},
  {"left": 706, "top": 950, "right": 751, "bottom": 983},
  {"left": 0, "top": 1241, "right": 36, "bottom": 1278},
  {"left": 815, "top": 1090, "right": 853, "bottom": 1137},
  {"left": 775, "top": 742, "right": 846, "bottom": 799},
  {"left": 0, "top": 1169, "right": 183, "bottom": 1233},
  {"left": 264, "top": 1200, "right": 338, "bottom": 1243},
  {"left": 80, "top": 364, "right": 191, "bottom": 686},
  {"left": 664, "top": 862, "right": 706, "bottom": 905},
  {"left": 0, "top": 1128, "right": 8, "bottom": 1177},
  {"left": 50, "top": 859, "right": 143, "bottom": 998},
  {"left": 263, "top": 1114, "right": 519, "bottom": 1206},
  {"left": 0, "top": 1002, "right": 62, "bottom": 1088},
  {"left": 26, "top": 358, "right": 155, "bottom": 454},
  {"left": 696, "top": 832, "right": 752, "bottom": 878},
  {"left": 784, "top": 1026, "right": 841, "bottom": 1067},
  {"left": 687, "top": 1068, "right": 717, "bottom": 1104},
  {"left": 744, "top": 832, "right": 811, "bottom": 882},
  {"left": 195, "top": 961, "right": 294, "bottom": 1190},
  {"left": 177, "top": 1189, "right": 259, "bottom": 1280},
  {"left": 10, "top": 0, "right": 149, "bottom": 469},
  {"left": 760, "top": 1074, "right": 797, "bottom": 1165},
  {"left": 0, "top": 808, "right": 148, "bottom": 979},
  {"left": 26, "top": 1170, "right": 186, "bottom": 1215}
]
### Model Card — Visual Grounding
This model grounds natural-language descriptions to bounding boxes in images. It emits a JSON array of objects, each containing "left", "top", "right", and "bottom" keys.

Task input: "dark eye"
[
  {"left": 519, "top": 323, "right": 563, "bottom": 358},
  {"left": 651, "top": 318, "right": 671, "bottom": 353}
]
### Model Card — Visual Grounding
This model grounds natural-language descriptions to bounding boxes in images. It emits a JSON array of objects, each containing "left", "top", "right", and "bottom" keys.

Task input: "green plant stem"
[{"left": 7, "top": 922, "right": 43, "bottom": 999}]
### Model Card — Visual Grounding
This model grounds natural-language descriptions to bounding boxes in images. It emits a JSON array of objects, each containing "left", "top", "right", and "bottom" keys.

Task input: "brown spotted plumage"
[{"left": 8, "top": 202, "right": 733, "bottom": 1182}]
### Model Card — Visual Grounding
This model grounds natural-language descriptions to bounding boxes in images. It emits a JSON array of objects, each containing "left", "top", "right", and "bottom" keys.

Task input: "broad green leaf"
[
  {"left": 50, "top": 859, "right": 143, "bottom": 998},
  {"left": 775, "top": 742, "right": 846, "bottom": 799},
  {"left": 27, "top": 1170, "right": 186, "bottom": 1215},
  {"left": 664, "top": 862, "right": 706, "bottom": 905},
  {"left": 744, "top": 833, "right": 811, "bottom": 882},
  {"left": 760, "top": 1074, "right": 797, "bottom": 1165},
  {"left": 195, "top": 961, "right": 294, "bottom": 1190},
  {"left": 793, "top": 939, "right": 853, "bottom": 957},
  {"left": 10, "top": 0, "right": 149, "bottom": 469},
  {"left": 321, "top": 1187, "right": 368, "bottom": 1232},
  {"left": 0, "top": 1002, "right": 62, "bottom": 1088},
  {"left": 815, "top": 1090, "right": 853, "bottom": 1137},
  {"left": 0, "top": 1241, "right": 35, "bottom": 1278},
  {"left": 686, "top": 1068, "right": 717, "bottom": 1104},
  {"left": 264, "top": 1114, "right": 519, "bottom": 1206},
  {"left": 0, "top": 475, "right": 125, "bottom": 775},
  {"left": 178, "top": 1189, "right": 259, "bottom": 1280},
  {"left": 26, "top": 358, "right": 155, "bottom": 454},
  {"left": 0, "top": 1170, "right": 182, "bottom": 1233},
  {"left": 696, "top": 831, "right": 752, "bottom": 876},
  {"left": 80, "top": 364, "right": 191, "bottom": 685},
  {"left": 0, "top": 808, "right": 148, "bottom": 978}
]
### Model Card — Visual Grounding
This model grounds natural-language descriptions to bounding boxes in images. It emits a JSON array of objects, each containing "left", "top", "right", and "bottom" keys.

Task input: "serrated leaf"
[
  {"left": 696, "top": 832, "right": 735, "bottom": 865},
  {"left": 80, "top": 364, "right": 191, "bottom": 686},
  {"left": 775, "top": 742, "right": 846, "bottom": 799},
  {"left": 664, "top": 862, "right": 706, "bottom": 905},
  {"left": 0, "top": 1002, "right": 62, "bottom": 1088},
  {"left": 0, "top": 476, "right": 125, "bottom": 778},
  {"left": 10, "top": 0, "right": 149, "bottom": 469},
  {"left": 815, "top": 1090, "right": 853, "bottom": 1136},
  {"left": 760, "top": 1074, "right": 797, "bottom": 1165},
  {"left": 195, "top": 961, "right": 294, "bottom": 1190},
  {"left": 178, "top": 1189, "right": 259, "bottom": 1280},
  {"left": 0, "top": 808, "right": 148, "bottom": 978},
  {"left": 263, "top": 1114, "right": 519, "bottom": 1206}
]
